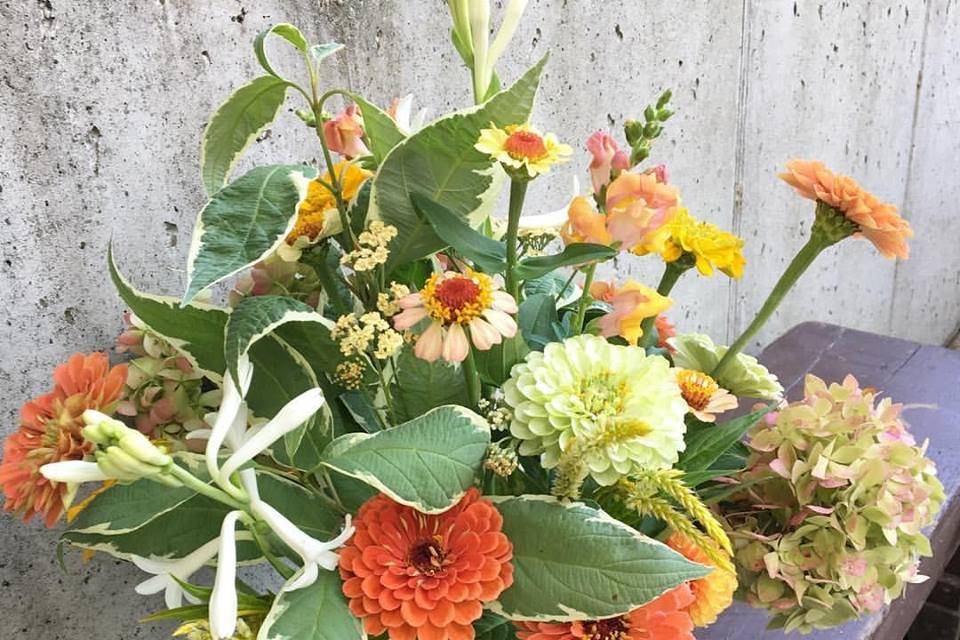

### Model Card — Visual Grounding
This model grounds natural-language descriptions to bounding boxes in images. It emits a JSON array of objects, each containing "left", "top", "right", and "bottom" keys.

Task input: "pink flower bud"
[{"left": 323, "top": 105, "right": 369, "bottom": 159}]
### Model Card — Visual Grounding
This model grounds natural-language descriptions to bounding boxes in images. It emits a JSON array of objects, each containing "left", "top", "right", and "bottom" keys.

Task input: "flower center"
[
  {"left": 408, "top": 537, "right": 446, "bottom": 576},
  {"left": 676, "top": 369, "right": 720, "bottom": 411},
  {"left": 583, "top": 616, "right": 631, "bottom": 640},
  {"left": 423, "top": 271, "right": 493, "bottom": 325},
  {"left": 504, "top": 130, "right": 548, "bottom": 160},
  {"left": 578, "top": 371, "right": 628, "bottom": 417}
]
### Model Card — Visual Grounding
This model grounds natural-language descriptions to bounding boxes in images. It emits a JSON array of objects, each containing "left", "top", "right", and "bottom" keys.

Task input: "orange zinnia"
[
  {"left": 779, "top": 159, "right": 912, "bottom": 259},
  {"left": 514, "top": 585, "right": 696, "bottom": 640},
  {"left": 339, "top": 488, "right": 514, "bottom": 640},
  {"left": 0, "top": 353, "right": 127, "bottom": 527},
  {"left": 666, "top": 533, "right": 737, "bottom": 627}
]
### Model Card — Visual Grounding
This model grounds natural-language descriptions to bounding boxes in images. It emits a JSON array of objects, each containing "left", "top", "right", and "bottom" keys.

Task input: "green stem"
[
  {"left": 248, "top": 520, "right": 295, "bottom": 580},
  {"left": 311, "top": 249, "right": 352, "bottom": 315},
  {"left": 712, "top": 234, "right": 828, "bottom": 378},
  {"left": 639, "top": 257, "right": 693, "bottom": 348},
  {"left": 504, "top": 179, "right": 529, "bottom": 300},
  {"left": 463, "top": 347, "right": 481, "bottom": 409},
  {"left": 167, "top": 465, "right": 247, "bottom": 511},
  {"left": 572, "top": 263, "right": 597, "bottom": 334}
]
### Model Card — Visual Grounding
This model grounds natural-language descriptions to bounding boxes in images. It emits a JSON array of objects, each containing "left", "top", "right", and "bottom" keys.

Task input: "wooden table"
[{"left": 701, "top": 322, "right": 960, "bottom": 640}]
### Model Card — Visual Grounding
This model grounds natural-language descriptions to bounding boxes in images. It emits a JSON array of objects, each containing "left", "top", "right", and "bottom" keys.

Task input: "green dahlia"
[
  {"left": 503, "top": 334, "right": 687, "bottom": 486},
  {"left": 668, "top": 332, "right": 783, "bottom": 400}
]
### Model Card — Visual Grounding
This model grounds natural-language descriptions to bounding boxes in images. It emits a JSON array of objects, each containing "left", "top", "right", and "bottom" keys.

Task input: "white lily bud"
[
  {"left": 487, "top": 0, "right": 529, "bottom": 76},
  {"left": 209, "top": 511, "right": 243, "bottom": 640},
  {"left": 467, "top": 0, "right": 491, "bottom": 99},
  {"left": 40, "top": 460, "right": 110, "bottom": 484},
  {"left": 205, "top": 356, "right": 252, "bottom": 483}
]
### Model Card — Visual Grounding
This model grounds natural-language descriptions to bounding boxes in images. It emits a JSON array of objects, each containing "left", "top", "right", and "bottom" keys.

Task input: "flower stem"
[
  {"left": 639, "top": 256, "right": 694, "bottom": 348},
  {"left": 572, "top": 263, "right": 597, "bottom": 334},
  {"left": 463, "top": 347, "right": 482, "bottom": 409},
  {"left": 504, "top": 179, "right": 529, "bottom": 300},
  {"left": 248, "top": 519, "right": 295, "bottom": 580},
  {"left": 167, "top": 464, "right": 247, "bottom": 511},
  {"left": 712, "top": 234, "right": 828, "bottom": 378}
]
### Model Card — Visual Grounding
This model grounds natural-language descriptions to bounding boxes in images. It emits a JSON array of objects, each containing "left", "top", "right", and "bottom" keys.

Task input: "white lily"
[
  {"left": 130, "top": 538, "right": 221, "bottom": 609},
  {"left": 389, "top": 94, "right": 430, "bottom": 135},
  {"left": 40, "top": 460, "right": 111, "bottom": 483},
  {"left": 209, "top": 511, "right": 244, "bottom": 640},
  {"left": 204, "top": 356, "right": 254, "bottom": 483},
  {"left": 240, "top": 470, "right": 354, "bottom": 592}
]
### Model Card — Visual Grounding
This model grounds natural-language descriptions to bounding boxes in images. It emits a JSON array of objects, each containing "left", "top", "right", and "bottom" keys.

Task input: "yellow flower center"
[
  {"left": 582, "top": 616, "right": 631, "bottom": 640},
  {"left": 504, "top": 130, "right": 548, "bottom": 160},
  {"left": 422, "top": 270, "right": 493, "bottom": 325},
  {"left": 676, "top": 369, "right": 720, "bottom": 411},
  {"left": 576, "top": 371, "right": 629, "bottom": 417}
]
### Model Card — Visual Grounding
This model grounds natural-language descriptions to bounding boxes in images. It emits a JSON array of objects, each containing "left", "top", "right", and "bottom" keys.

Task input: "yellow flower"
[
  {"left": 638, "top": 208, "right": 745, "bottom": 278},
  {"left": 589, "top": 280, "right": 673, "bottom": 346},
  {"left": 667, "top": 532, "right": 737, "bottom": 627},
  {"left": 475, "top": 123, "right": 571, "bottom": 178},
  {"left": 287, "top": 161, "right": 372, "bottom": 243}
]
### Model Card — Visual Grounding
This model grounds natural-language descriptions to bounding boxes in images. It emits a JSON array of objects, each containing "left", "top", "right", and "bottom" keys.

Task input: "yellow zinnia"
[
  {"left": 638, "top": 208, "right": 746, "bottom": 278},
  {"left": 475, "top": 123, "right": 571, "bottom": 178},
  {"left": 667, "top": 531, "right": 737, "bottom": 627},
  {"left": 288, "top": 161, "right": 372, "bottom": 243}
]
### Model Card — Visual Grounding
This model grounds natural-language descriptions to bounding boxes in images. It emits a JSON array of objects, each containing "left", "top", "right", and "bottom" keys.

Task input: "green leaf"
[
  {"left": 517, "top": 293, "right": 558, "bottom": 350},
  {"left": 109, "top": 245, "right": 228, "bottom": 378},
  {"left": 490, "top": 496, "right": 710, "bottom": 621},
  {"left": 254, "top": 24, "right": 309, "bottom": 77},
  {"left": 320, "top": 406, "right": 490, "bottom": 513},
  {"left": 352, "top": 94, "right": 405, "bottom": 166},
  {"left": 225, "top": 295, "right": 329, "bottom": 383},
  {"left": 411, "top": 192, "right": 507, "bottom": 273},
  {"left": 473, "top": 335, "right": 530, "bottom": 386},
  {"left": 393, "top": 346, "right": 469, "bottom": 422},
  {"left": 474, "top": 612, "right": 518, "bottom": 640},
  {"left": 370, "top": 56, "right": 547, "bottom": 271},
  {"left": 258, "top": 571, "right": 363, "bottom": 640},
  {"left": 200, "top": 76, "right": 289, "bottom": 195},
  {"left": 677, "top": 407, "right": 772, "bottom": 473},
  {"left": 309, "top": 42, "right": 344, "bottom": 65},
  {"left": 514, "top": 243, "right": 617, "bottom": 281},
  {"left": 523, "top": 271, "right": 581, "bottom": 309},
  {"left": 184, "top": 164, "right": 316, "bottom": 304}
]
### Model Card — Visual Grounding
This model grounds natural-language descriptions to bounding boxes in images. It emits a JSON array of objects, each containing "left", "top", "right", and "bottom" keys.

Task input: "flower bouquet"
[{"left": 0, "top": 3, "right": 938, "bottom": 639}]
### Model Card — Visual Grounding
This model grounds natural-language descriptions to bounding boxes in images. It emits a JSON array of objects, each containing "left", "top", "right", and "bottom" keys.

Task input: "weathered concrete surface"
[{"left": 0, "top": 1, "right": 957, "bottom": 638}]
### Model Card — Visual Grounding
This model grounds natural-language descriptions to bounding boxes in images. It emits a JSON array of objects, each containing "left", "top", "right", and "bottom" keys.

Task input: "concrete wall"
[{"left": 0, "top": 1, "right": 957, "bottom": 637}]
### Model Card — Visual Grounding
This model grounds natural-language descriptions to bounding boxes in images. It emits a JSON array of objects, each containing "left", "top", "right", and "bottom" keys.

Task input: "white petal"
[
  {"left": 206, "top": 370, "right": 246, "bottom": 481},
  {"left": 488, "top": 0, "right": 528, "bottom": 69},
  {"left": 164, "top": 583, "right": 184, "bottom": 610},
  {"left": 40, "top": 460, "right": 110, "bottom": 483},
  {"left": 285, "top": 563, "right": 319, "bottom": 592},
  {"left": 219, "top": 388, "right": 325, "bottom": 483},
  {"left": 81, "top": 409, "right": 114, "bottom": 426},
  {"left": 134, "top": 574, "right": 169, "bottom": 596},
  {"left": 469, "top": 318, "right": 501, "bottom": 350},
  {"left": 492, "top": 291, "right": 519, "bottom": 314},
  {"left": 209, "top": 511, "right": 243, "bottom": 640},
  {"left": 483, "top": 309, "right": 518, "bottom": 337}
]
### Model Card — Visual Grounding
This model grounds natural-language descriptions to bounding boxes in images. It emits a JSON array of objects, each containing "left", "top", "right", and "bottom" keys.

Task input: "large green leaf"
[
  {"left": 411, "top": 192, "right": 507, "bottom": 273},
  {"left": 517, "top": 293, "right": 558, "bottom": 351},
  {"left": 109, "top": 245, "right": 228, "bottom": 378},
  {"left": 225, "top": 295, "right": 329, "bottom": 383},
  {"left": 474, "top": 335, "right": 530, "bottom": 386},
  {"left": 676, "top": 408, "right": 772, "bottom": 473},
  {"left": 393, "top": 345, "right": 469, "bottom": 422},
  {"left": 258, "top": 571, "right": 363, "bottom": 640},
  {"left": 474, "top": 612, "right": 518, "bottom": 640},
  {"left": 352, "top": 94, "right": 405, "bottom": 166},
  {"left": 514, "top": 243, "right": 617, "bottom": 281},
  {"left": 319, "top": 406, "right": 490, "bottom": 513},
  {"left": 184, "top": 164, "right": 315, "bottom": 304},
  {"left": 490, "top": 496, "right": 710, "bottom": 621},
  {"left": 200, "top": 76, "right": 289, "bottom": 195},
  {"left": 370, "top": 56, "right": 547, "bottom": 271}
]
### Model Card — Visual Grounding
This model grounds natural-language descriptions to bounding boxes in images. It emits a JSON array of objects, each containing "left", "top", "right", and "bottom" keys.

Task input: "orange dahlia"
[
  {"left": 666, "top": 533, "right": 737, "bottom": 627},
  {"left": 339, "top": 488, "right": 514, "bottom": 640},
  {"left": 0, "top": 353, "right": 127, "bottom": 527},
  {"left": 514, "top": 585, "right": 696, "bottom": 640},
  {"left": 779, "top": 159, "right": 912, "bottom": 259}
]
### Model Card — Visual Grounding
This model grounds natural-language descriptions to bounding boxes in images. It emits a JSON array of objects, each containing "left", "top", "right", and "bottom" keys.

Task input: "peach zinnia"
[
  {"left": 339, "top": 488, "right": 513, "bottom": 640},
  {"left": 392, "top": 269, "right": 518, "bottom": 363},
  {"left": 514, "top": 584, "right": 696, "bottom": 640},
  {"left": 779, "top": 159, "right": 912, "bottom": 259},
  {"left": 674, "top": 369, "right": 738, "bottom": 423},
  {"left": 0, "top": 353, "right": 127, "bottom": 527}
]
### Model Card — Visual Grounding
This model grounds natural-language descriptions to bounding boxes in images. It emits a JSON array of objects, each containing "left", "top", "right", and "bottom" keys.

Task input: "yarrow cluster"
[
  {"left": 0, "top": 4, "right": 930, "bottom": 640},
  {"left": 728, "top": 375, "right": 944, "bottom": 633}
]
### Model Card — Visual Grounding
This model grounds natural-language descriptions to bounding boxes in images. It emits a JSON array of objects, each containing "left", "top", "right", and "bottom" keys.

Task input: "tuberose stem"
[
  {"left": 504, "top": 179, "right": 529, "bottom": 300},
  {"left": 712, "top": 235, "right": 827, "bottom": 378},
  {"left": 167, "top": 464, "right": 247, "bottom": 511}
]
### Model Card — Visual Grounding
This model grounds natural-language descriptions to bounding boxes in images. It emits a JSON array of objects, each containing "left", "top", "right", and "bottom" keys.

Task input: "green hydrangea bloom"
[
  {"left": 503, "top": 334, "right": 687, "bottom": 487},
  {"left": 668, "top": 333, "right": 783, "bottom": 400},
  {"left": 728, "top": 374, "right": 944, "bottom": 633}
]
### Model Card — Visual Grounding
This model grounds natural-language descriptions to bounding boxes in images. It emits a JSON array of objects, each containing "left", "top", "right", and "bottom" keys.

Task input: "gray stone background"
[{"left": 1, "top": 0, "right": 958, "bottom": 637}]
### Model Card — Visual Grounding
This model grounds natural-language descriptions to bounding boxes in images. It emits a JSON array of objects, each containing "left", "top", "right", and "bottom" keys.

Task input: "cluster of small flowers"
[
  {"left": 483, "top": 441, "right": 519, "bottom": 477},
  {"left": 341, "top": 221, "right": 397, "bottom": 272},
  {"left": 376, "top": 281, "right": 411, "bottom": 317},
  {"left": 477, "top": 396, "right": 512, "bottom": 431},
  {"left": 115, "top": 313, "right": 219, "bottom": 437},
  {"left": 331, "top": 311, "right": 404, "bottom": 361},
  {"left": 334, "top": 360, "right": 365, "bottom": 390},
  {"left": 729, "top": 374, "right": 944, "bottom": 633}
]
